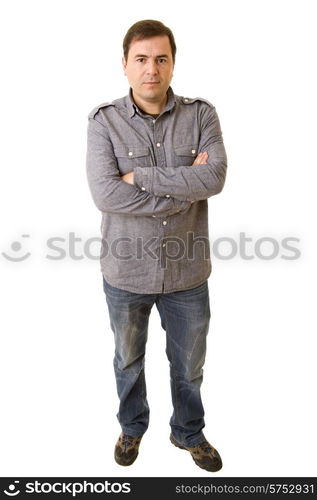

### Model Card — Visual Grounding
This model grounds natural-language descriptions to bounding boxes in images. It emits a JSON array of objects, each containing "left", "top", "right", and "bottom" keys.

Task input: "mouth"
[{"left": 143, "top": 82, "right": 160, "bottom": 85}]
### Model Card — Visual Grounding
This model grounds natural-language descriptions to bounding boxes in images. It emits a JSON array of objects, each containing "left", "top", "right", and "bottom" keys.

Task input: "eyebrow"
[{"left": 134, "top": 54, "right": 169, "bottom": 59}]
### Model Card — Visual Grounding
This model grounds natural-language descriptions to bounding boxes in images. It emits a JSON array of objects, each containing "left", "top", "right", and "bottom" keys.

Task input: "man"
[{"left": 86, "top": 20, "right": 227, "bottom": 472}]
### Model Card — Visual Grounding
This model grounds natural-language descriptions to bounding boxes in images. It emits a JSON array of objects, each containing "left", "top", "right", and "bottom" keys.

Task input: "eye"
[
  {"left": 136, "top": 58, "right": 145, "bottom": 63},
  {"left": 158, "top": 58, "right": 167, "bottom": 64}
]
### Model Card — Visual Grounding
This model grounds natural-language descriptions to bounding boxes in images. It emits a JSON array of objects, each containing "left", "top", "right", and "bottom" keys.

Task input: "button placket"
[{"left": 153, "top": 120, "right": 165, "bottom": 168}]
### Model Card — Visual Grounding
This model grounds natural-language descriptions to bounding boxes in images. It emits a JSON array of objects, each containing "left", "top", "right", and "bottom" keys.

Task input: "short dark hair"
[{"left": 123, "top": 19, "right": 176, "bottom": 63}]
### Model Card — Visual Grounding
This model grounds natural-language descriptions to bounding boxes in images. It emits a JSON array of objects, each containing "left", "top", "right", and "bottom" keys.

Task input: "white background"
[{"left": 1, "top": 0, "right": 316, "bottom": 478}]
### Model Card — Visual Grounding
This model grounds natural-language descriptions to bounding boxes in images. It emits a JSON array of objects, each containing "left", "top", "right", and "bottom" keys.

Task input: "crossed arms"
[
  {"left": 121, "top": 151, "right": 209, "bottom": 188},
  {"left": 86, "top": 105, "right": 227, "bottom": 217}
]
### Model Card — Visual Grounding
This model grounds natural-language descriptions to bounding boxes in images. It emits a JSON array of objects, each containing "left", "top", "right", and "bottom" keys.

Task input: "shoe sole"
[
  {"left": 114, "top": 455, "right": 138, "bottom": 466},
  {"left": 170, "top": 434, "right": 222, "bottom": 472}
]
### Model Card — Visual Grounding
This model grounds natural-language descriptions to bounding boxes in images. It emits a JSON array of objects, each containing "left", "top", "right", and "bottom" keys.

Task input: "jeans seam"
[{"left": 158, "top": 298, "right": 181, "bottom": 426}]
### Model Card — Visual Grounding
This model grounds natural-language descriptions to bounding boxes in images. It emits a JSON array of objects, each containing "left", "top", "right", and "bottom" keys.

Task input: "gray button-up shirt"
[{"left": 86, "top": 87, "right": 227, "bottom": 293}]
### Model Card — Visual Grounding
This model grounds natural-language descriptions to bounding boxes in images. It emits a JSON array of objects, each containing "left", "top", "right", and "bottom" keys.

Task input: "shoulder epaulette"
[
  {"left": 88, "top": 102, "right": 115, "bottom": 119},
  {"left": 181, "top": 96, "right": 214, "bottom": 108}
]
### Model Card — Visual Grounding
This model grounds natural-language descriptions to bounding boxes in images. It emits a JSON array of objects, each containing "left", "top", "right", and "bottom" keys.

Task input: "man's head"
[{"left": 122, "top": 20, "right": 176, "bottom": 111}]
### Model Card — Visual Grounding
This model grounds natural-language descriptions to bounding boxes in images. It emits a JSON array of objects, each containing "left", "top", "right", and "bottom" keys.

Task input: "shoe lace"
[
  {"left": 122, "top": 435, "right": 135, "bottom": 449},
  {"left": 198, "top": 441, "right": 213, "bottom": 454}
]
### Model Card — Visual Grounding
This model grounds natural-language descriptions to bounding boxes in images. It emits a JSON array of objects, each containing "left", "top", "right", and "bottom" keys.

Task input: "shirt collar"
[{"left": 126, "top": 86, "right": 176, "bottom": 118}]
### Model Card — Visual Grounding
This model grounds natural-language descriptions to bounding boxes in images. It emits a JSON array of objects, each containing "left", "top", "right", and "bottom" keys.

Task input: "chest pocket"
[
  {"left": 114, "top": 146, "right": 151, "bottom": 174},
  {"left": 174, "top": 144, "right": 199, "bottom": 167}
]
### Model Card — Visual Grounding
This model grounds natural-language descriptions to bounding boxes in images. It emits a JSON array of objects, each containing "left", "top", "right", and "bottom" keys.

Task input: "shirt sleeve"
[
  {"left": 86, "top": 117, "right": 191, "bottom": 216},
  {"left": 133, "top": 105, "right": 227, "bottom": 202}
]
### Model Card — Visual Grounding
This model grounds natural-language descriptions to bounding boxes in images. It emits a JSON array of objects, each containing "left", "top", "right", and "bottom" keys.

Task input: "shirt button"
[
  {"left": 152, "top": 120, "right": 156, "bottom": 124},
  {"left": 162, "top": 243, "right": 166, "bottom": 247},
  {"left": 165, "top": 194, "right": 170, "bottom": 198},
  {"left": 141, "top": 186, "right": 145, "bottom": 191},
  {"left": 191, "top": 149, "right": 196, "bottom": 154},
  {"left": 128, "top": 151, "right": 133, "bottom": 156},
  {"left": 152, "top": 215, "right": 156, "bottom": 217},
  {"left": 162, "top": 220, "right": 167, "bottom": 226},
  {"left": 156, "top": 142, "right": 161, "bottom": 147}
]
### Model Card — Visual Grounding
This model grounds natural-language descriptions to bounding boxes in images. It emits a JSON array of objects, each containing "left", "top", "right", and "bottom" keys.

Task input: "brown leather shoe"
[
  {"left": 114, "top": 432, "right": 143, "bottom": 466},
  {"left": 170, "top": 433, "right": 222, "bottom": 472}
]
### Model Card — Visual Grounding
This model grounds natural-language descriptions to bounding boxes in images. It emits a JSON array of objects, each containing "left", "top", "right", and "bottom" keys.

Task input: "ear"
[{"left": 122, "top": 56, "right": 127, "bottom": 75}]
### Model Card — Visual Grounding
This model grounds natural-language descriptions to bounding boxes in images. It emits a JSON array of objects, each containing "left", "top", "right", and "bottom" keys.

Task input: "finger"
[
  {"left": 192, "top": 152, "right": 204, "bottom": 165},
  {"left": 193, "top": 152, "right": 209, "bottom": 165},
  {"left": 200, "top": 152, "right": 209, "bottom": 164}
]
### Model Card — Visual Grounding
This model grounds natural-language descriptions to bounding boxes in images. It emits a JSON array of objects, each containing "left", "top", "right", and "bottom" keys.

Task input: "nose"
[{"left": 146, "top": 59, "right": 158, "bottom": 76}]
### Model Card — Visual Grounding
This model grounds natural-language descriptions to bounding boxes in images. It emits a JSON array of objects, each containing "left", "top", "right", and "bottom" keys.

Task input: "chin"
[{"left": 142, "top": 89, "right": 160, "bottom": 97}]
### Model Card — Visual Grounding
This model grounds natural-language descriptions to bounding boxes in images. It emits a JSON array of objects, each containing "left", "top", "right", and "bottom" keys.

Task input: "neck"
[{"left": 132, "top": 91, "right": 168, "bottom": 115}]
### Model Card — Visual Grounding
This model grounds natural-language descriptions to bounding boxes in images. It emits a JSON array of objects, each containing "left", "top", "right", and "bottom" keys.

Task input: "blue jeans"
[{"left": 103, "top": 277, "right": 211, "bottom": 447}]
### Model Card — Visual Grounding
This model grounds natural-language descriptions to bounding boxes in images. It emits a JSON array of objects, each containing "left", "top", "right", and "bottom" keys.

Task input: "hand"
[
  {"left": 192, "top": 151, "right": 208, "bottom": 165},
  {"left": 121, "top": 171, "right": 134, "bottom": 185}
]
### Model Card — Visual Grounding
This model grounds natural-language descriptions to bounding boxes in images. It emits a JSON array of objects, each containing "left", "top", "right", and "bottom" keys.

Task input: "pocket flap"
[
  {"left": 174, "top": 145, "right": 198, "bottom": 157},
  {"left": 114, "top": 146, "right": 150, "bottom": 158}
]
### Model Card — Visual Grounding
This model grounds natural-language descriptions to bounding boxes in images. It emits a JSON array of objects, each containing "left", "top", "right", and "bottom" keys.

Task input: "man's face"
[{"left": 122, "top": 35, "right": 174, "bottom": 105}]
